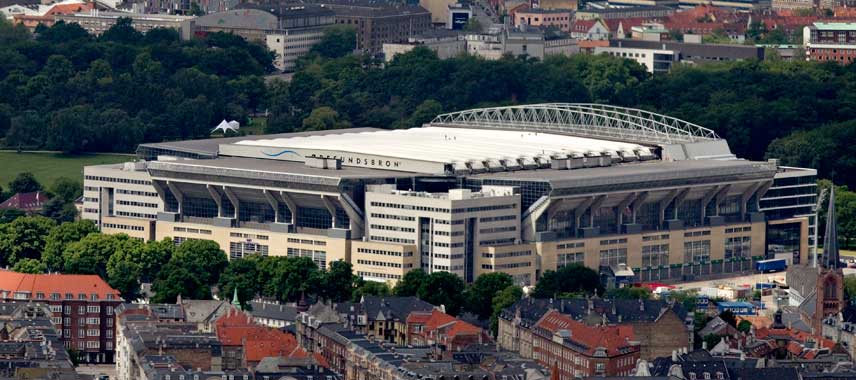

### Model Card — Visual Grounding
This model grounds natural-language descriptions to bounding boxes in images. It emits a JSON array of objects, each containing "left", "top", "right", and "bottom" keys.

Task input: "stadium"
[{"left": 83, "top": 103, "right": 818, "bottom": 285}]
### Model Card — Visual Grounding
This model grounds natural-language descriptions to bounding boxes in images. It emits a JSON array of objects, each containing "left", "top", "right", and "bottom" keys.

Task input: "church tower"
[{"left": 815, "top": 186, "right": 844, "bottom": 332}]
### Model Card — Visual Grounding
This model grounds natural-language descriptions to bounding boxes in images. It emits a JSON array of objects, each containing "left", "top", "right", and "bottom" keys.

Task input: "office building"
[
  {"left": 0, "top": 270, "right": 122, "bottom": 363},
  {"left": 312, "top": 0, "right": 432, "bottom": 53},
  {"left": 595, "top": 39, "right": 765, "bottom": 73},
  {"left": 576, "top": 4, "right": 674, "bottom": 20},
  {"left": 194, "top": 4, "right": 335, "bottom": 71},
  {"left": 55, "top": 10, "right": 196, "bottom": 39},
  {"left": 514, "top": 8, "right": 573, "bottom": 32},
  {"left": 804, "top": 22, "right": 856, "bottom": 64},
  {"left": 84, "top": 103, "right": 815, "bottom": 286},
  {"left": 382, "top": 30, "right": 466, "bottom": 62}
]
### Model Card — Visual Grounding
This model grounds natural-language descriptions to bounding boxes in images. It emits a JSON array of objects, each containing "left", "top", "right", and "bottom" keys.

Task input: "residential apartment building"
[
  {"left": 55, "top": 10, "right": 195, "bottom": 39},
  {"left": 382, "top": 30, "right": 466, "bottom": 62},
  {"left": 310, "top": 0, "right": 432, "bottom": 53},
  {"left": 0, "top": 270, "right": 122, "bottom": 363},
  {"left": 532, "top": 310, "right": 640, "bottom": 378},
  {"left": 194, "top": 4, "right": 335, "bottom": 71},
  {"left": 498, "top": 298, "right": 691, "bottom": 361},
  {"left": 0, "top": 302, "right": 78, "bottom": 378},
  {"left": 804, "top": 22, "right": 856, "bottom": 64},
  {"left": 336, "top": 296, "right": 435, "bottom": 344}
]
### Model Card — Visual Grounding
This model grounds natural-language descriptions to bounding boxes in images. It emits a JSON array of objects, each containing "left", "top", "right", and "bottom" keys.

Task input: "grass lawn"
[
  {"left": 0, "top": 151, "right": 130, "bottom": 188},
  {"left": 819, "top": 247, "right": 856, "bottom": 257}
]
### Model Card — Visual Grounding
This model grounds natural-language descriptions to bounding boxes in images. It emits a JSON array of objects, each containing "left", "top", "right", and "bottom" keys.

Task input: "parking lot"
[{"left": 76, "top": 364, "right": 115, "bottom": 380}]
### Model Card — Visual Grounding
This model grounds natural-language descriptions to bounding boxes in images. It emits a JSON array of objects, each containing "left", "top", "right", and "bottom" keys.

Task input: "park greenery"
[{"left": 0, "top": 172, "right": 82, "bottom": 223}]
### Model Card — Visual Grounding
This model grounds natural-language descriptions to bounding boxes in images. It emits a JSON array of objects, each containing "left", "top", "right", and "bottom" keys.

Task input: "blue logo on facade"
[{"left": 262, "top": 149, "right": 301, "bottom": 157}]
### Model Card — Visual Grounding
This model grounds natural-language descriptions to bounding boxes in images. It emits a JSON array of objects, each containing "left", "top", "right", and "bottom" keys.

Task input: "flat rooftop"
[{"left": 226, "top": 126, "right": 651, "bottom": 174}]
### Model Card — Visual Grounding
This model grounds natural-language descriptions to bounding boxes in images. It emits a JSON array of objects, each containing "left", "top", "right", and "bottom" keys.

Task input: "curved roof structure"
[{"left": 430, "top": 103, "right": 719, "bottom": 145}]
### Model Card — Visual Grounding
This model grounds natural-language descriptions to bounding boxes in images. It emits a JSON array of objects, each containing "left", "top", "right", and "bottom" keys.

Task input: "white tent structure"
[{"left": 211, "top": 120, "right": 240, "bottom": 134}]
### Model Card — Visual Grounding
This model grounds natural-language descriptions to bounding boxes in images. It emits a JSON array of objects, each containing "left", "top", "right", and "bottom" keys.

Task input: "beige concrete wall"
[
  {"left": 476, "top": 243, "right": 537, "bottom": 285},
  {"left": 155, "top": 220, "right": 349, "bottom": 269},
  {"left": 351, "top": 240, "right": 418, "bottom": 285},
  {"left": 768, "top": 216, "right": 809, "bottom": 264},
  {"left": 536, "top": 220, "right": 767, "bottom": 274},
  {"left": 100, "top": 216, "right": 154, "bottom": 241}
]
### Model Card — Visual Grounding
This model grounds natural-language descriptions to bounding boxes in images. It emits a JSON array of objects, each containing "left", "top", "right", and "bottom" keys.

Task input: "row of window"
[
  {"left": 116, "top": 211, "right": 157, "bottom": 219},
  {"left": 642, "top": 234, "right": 670, "bottom": 242},
  {"left": 174, "top": 226, "right": 212, "bottom": 235},
  {"left": 369, "top": 202, "right": 516, "bottom": 214},
  {"left": 287, "top": 248, "right": 327, "bottom": 269},
  {"left": 684, "top": 230, "right": 711, "bottom": 238},
  {"left": 725, "top": 226, "right": 752, "bottom": 234},
  {"left": 370, "top": 213, "right": 415, "bottom": 221},
  {"left": 286, "top": 238, "right": 326, "bottom": 246},
  {"left": 14, "top": 292, "right": 115, "bottom": 301},
  {"left": 357, "top": 271, "right": 401, "bottom": 280},
  {"left": 557, "top": 242, "right": 584, "bottom": 250},
  {"left": 480, "top": 238, "right": 516, "bottom": 246},
  {"left": 84, "top": 175, "right": 151, "bottom": 186},
  {"left": 117, "top": 189, "right": 158, "bottom": 197},
  {"left": 370, "top": 224, "right": 416, "bottom": 233},
  {"left": 480, "top": 226, "right": 517, "bottom": 234},
  {"left": 356, "top": 247, "right": 413, "bottom": 257},
  {"left": 483, "top": 250, "right": 532, "bottom": 259},
  {"left": 102, "top": 223, "right": 144, "bottom": 232},
  {"left": 117, "top": 200, "right": 158, "bottom": 208},
  {"left": 370, "top": 235, "right": 415, "bottom": 244},
  {"left": 600, "top": 238, "right": 627, "bottom": 246},
  {"left": 434, "top": 230, "right": 464, "bottom": 236},
  {"left": 356, "top": 259, "right": 404, "bottom": 268},
  {"left": 230, "top": 232, "right": 269, "bottom": 240},
  {"left": 479, "top": 215, "right": 516, "bottom": 223}
]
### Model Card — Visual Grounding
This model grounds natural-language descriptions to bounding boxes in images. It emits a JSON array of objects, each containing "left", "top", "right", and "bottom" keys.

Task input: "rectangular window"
[
  {"left": 684, "top": 240, "right": 711, "bottom": 264},
  {"left": 87, "top": 306, "right": 100, "bottom": 313},
  {"left": 599, "top": 248, "right": 627, "bottom": 267},
  {"left": 724, "top": 236, "right": 751, "bottom": 260},
  {"left": 642, "top": 244, "right": 669, "bottom": 267}
]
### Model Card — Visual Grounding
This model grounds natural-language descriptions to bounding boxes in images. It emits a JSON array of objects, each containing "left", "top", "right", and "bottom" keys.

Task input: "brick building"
[
  {"left": 406, "top": 309, "right": 491, "bottom": 351},
  {"left": 0, "top": 270, "right": 122, "bottom": 363},
  {"left": 804, "top": 22, "right": 856, "bottom": 64},
  {"left": 309, "top": 0, "right": 432, "bottom": 53},
  {"left": 531, "top": 310, "right": 640, "bottom": 379},
  {"left": 498, "top": 298, "right": 692, "bottom": 361}
]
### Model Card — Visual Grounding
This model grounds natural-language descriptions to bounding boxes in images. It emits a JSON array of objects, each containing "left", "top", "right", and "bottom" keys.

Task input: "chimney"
[{"left": 671, "top": 350, "right": 678, "bottom": 362}]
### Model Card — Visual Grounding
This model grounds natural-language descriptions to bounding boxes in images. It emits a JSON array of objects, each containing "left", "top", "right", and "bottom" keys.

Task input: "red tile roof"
[
  {"left": 424, "top": 309, "right": 458, "bottom": 332},
  {"left": 45, "top": 2, "right": 93, "bottom": 15},
  {"left": 0, "top": 192, "right": 48, "bottom": 211},
  {"left": 535, "top": 310, "right": 636, "bottom": 356},
  {"left": 0, "top": 269, "right": 121, "bottom": 300},
  {"left": 215, "top": 310, "right": 302, "bottom": 364}
]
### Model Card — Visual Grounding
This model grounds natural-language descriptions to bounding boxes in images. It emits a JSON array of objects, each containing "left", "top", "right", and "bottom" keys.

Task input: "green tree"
[
  {"left": 151, "top": 261, "right": 211, "bottom": 303},
  {"left": 100, "top": 17, "right": 142, "bottom": 44},
  {"left": 218, "top": 258, "right": 261, "bottom": 309},
  {"left": 719, "top": 310, "right": 737, "bottom": 327},
  {"left": 310, "top": 25, "right": 356, "bottom": 59},
  {"left": 401, "top": 99, "right": 443, "bottom": 129},
  {"left": 171, "top": 239, "right": 228, "bottom": 286},
  {"left": 737, "top": 319, "right": 752, "bottom": 333},
  {"left": 394, "top": 269, "right": 428, "bottom": 296},
  {"left": 6, "top": 112, "right": 46, "bottom": 151},
  {"left": 41, "top": 220, "right": 98, "bottom": 271},
  {"left": 8, "top": 172, "right": 42, "bottom": 194},
  {"left": 605, "top": 286, "right": 652, "bottom": 300},
  {"left": 106, "top": 255, "right": 142, "bottom": 301},
  {"left": 49, "top": 177, "right": 81, "bottom": 204},
  {"left": 137, "top": 238, "right": 174, "bottom": 283},
  {"left": 702, "top": 333, "right": 722, "bottom": 349},
  {"left": 490, "top": 285, "right": 522, "bottom": 334},
  {"left": 47, "top": 105, "right": 94, "bottom": 154},
  {"left": 276, "top": 256, "right": 321, "bottom": 302},
  {"left": 465, "top": 272, "right": 513, "bottom": 319},
  {"left": 352, "top": 280, "right": 391, "bottom": 302},
  {"left": 41, "top": 197, "right": 77, "bottom": 223},
  {"left": 320, "top": 260, "right": 357, "bottom": 302},
  {"left": 63, "top": 233, "right": 139, "bottom": 278},
  {"left": 0, "top": 209, "right": 25, "bottom": 224},
  {"left": 0, "top": 216, "right": 56, "bottom": 266},
  {"left": 302, "top": 106, "right": 351, "bottom": 131},
  {"left": 532, "top": 264, "right": 601, "bottom": 298},
  {"left": 417, "top": 271, "right": 466, "bottom": 315},
  {"left": 12, "top": 258, "right": 46, "bottom": 274}
]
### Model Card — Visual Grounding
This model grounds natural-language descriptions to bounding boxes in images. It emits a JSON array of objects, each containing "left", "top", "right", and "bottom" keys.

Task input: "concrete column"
[
  {"left": 165, "top": 181, "right": 184, "bottom": 215},
  {"left": 263, "top": 190, "right": 281, "bottom": 223},
  {"left": 629, "top": 191, "right": 649, "bottom": 224},
  {"left": 279, "top": 191, "right": 298, "bottom": 225},
  {"left": 222, "top": 186, "right": 240, "bottom": 219},
  {"left": 321, "top": 195, "right": 338, "bottom": 228},
  {"left": 207, "top": 185, "right": 224, "bottom": 218},
  {"left": 614, "top": 192, "right": 637, "bottom": 226}
]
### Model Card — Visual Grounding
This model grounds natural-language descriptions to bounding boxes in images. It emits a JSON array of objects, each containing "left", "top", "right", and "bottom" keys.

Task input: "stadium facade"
[{"left": 82, "top": 104, "right": 817, "bottom": 286}]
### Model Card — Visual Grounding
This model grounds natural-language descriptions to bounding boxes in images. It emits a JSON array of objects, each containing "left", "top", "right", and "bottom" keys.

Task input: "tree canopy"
[{"left": 532, "top": 264, "right": 602, "bottom": 298}]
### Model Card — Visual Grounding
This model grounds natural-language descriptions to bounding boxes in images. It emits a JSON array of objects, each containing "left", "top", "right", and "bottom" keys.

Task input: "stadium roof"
[
  {"left": 229, "top": 126, "right": 651, "bottom": 174},
  {"left": 431, "top": 103, "right": 719, "bottom": 145}
]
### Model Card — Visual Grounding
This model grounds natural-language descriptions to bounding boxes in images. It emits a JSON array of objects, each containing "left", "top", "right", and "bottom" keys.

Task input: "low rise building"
[
  {"left": 194, "top": 4, "right": 335, "bottom": 71},
  {"left": 310, "top": 0, "right": 432, "bottom": 54},
  {"left": 55, "top": 10, "right": 196, "bottom": 39},
  {"left": 249, "top": 301, "right": 297, "bottom": 328},
  {"left": 0, "top": 270, "right": 122, "bottom": 364},
  {"left": 595, "top": 39, "right": 765, "bottom": 73},
  {"left": 0, "top": 302, "right": 78, "bottom": 379},
  {"left": 0, "top": 191, "right": 48, "bottom": 213},
  {"left": 515, "top": 8, "right": 573, "bottom": 32},
  {"left": 382, "top": 30, "right": 466, "bottom": 62},
  {"left": 498, "top": 298, "right": 691, "bottom": 361},
  {"left": 336, "top": 296, "right": 435, "bottom": 344},
  {"left": 575, "top": 4, "right": 674, "bottom": 19},
  {"left": 12, "top": 0, "right": 92, "bottom": 30},
  {"left": 804, "top": 22, "right": 856, "bottom": 64}
]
